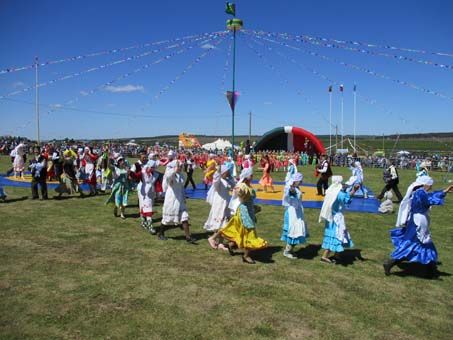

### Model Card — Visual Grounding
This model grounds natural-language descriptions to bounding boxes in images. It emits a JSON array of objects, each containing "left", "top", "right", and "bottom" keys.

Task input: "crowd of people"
[{"left": 1, "top": 138, "right": 452, "bottom": 277}]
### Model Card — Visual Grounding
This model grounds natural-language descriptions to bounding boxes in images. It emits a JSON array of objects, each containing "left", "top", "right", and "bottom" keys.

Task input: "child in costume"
[
  {"left": 216, "top": 171, "right": 267, "bottom": 264},
  {"left": 319, "top": 176, "right": 356, "bottom": 263},
  {"left": 204, "top": 164, "right": 236, "bottom": 233},
  {"left": 383, "top": 177, "right": 452, "bottom": 277},
  {"left": 281, "top": 172, "right": 309, "bottom": 259},
  {"left": 378, "top": 191, "right": 394, "bottom": 214}
]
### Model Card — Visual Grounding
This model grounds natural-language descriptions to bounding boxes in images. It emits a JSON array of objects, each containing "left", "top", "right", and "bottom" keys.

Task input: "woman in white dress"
[
  {"left": 204, "top": 164, "right": 236, "bottom": 232},
  {"left": 160, "top": 160, "right": 196, "bottom": 244},
  {"left": 13, "top": 143, "right": 26, "bottom": 179}
]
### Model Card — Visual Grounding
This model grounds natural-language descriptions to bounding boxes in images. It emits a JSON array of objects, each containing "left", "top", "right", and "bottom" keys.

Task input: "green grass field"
[{"left": 1, "top": 155, "right": 452, "bottom": 339}]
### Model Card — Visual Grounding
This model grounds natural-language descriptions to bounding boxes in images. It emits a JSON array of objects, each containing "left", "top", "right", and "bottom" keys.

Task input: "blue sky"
[{"left": 0, "top": 0, "right": 452, "bottom": 140}]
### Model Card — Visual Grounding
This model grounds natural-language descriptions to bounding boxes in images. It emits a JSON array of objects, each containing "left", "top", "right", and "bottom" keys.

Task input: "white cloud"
[
  {"left": 12, "top": 81, "right": 25, "bottom": 88},
  {"left": 201, "top": 43, "right": 216, "bottom": 50},
  {"left": 104, "top": 84, "right": 144, "bottom": 93},
  {"left": 50, "top": 103, "right": 62, "bottom": 108},
  {"left": 263, "top": 101, "right": 272, "bottom": 105},
  {"left": 80, "top": 90, "right": 89, "bottom": 96}
]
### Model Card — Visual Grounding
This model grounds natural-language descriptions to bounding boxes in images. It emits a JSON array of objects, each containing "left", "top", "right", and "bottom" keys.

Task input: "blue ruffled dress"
[
  {"left": 390, "top": 189, "right": 445, "bottom": 264},
  {"left": 281, "top": 187, "right": 309, "bottom": 245},
  {"left": 321, "top": 191, "right": 354, "bottom": 252}
]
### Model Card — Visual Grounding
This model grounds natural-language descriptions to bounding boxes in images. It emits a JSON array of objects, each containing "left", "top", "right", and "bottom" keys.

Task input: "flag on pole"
[
  {"left": 339, "top": 84, "right": 344, "bottom": 92},
  {"left": 328, "top": 85, "right": 332, "bottom": 92},
  {"left": 225, "top": 2, "right": 236, "bottom": 16},
  {"left": 226, "top": 91, "right": 239, "bottom": 111},
  {"left": 353, "top": 84, "right": 357, "bottom": 92}
]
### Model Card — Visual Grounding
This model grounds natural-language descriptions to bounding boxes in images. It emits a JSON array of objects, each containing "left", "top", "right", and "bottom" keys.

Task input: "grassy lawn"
[{"left": 1, "top": 155, "right": 452, "bottom": 339}]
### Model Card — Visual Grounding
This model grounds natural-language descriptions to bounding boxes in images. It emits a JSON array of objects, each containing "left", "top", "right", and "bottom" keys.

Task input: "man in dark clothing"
[
  {"left": 377, "top": 162, "right": 403, "bottom": 202},
  {"left": 316, "top": 154, "right": 332, "bottom": 196},
  {"left": 184, "top": 153, "right": 196, "bottom": 190},
  {"left": 29, "top": 148, "right": 48, "bottom": 200}
]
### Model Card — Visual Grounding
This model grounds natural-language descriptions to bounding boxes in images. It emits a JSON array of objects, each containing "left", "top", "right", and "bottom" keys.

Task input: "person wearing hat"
[
  {"left": 315, "top": 154, "right": 332, "bottom": 196},
  {"left": 204, "top": 164, "right": 236, "bottom": 235},
  {"left": 106, "top": 156, "right": 130, "bottom": 219},
  {"left": 203, "top": 153, "right": 217, "bottom": 190},
  {"left": 281, "top": 172, "right": 309, "bottom": 259},
  {"left": 217, "top": 179, "right": 268, "bottom": 264},
  {"left": 159, "top": 160, "right": 196, "bottom": 243},
  {"left": 383, "top": 177, "right": 453, "bottom": 277},
  {"left": 12, "top": 142, "right": 26, "bottom": 180},
  {"left": 318, "top": 176, "right": 357, "bottom": 263}
]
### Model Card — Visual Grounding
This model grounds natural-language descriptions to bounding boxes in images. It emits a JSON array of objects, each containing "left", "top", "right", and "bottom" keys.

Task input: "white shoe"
[{"left": 283, "top": 251, "right": 296, "bottom": 259}]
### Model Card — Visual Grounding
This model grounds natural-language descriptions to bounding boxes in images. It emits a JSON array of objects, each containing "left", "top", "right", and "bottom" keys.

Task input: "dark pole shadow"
[{"left": 1, "top": 196, "right": 28, "bottom": 204}]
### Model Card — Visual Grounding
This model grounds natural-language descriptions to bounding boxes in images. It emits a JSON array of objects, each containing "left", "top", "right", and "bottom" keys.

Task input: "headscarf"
[
  {"left": 319, "top": 176, "right": 343, "bottom": 223},
  {"left": 288, "top": 172, "right": 303, "bottom": 186},
  {"left": 220, "top": 164, "right": 230, "bottom": 175},
  {"left": 395, "top": 176, "right": 434, "bottom": 227},
  {"left": 239, "top": 167, "right": 253, "bottom": 183}
]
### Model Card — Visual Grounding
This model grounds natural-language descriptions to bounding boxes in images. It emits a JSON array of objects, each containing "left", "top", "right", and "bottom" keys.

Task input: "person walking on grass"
[
  {"left": 281, "top": 172, "right": 309, "bottom": 260},
  {"left": 29, "top": 148, "right": 48, "bottom": 200},
  {"left": 106, "top": 156, "right": 130, "bottom": 219},
  {"left": 204, "top": 164, "right": 236, "bottom": 235},
  {"left": 259, "top": 154, "right": 275, "bottom": 193},
  {"left": 315, "top": 154, "right": 332, "bottom": 196},
  {"left": 318, "top": 176, "right": 357, "bottom": 264},
  {"left": 184, "top": 152, "right": 197, "bottom": 190},
  {"left": 377, "top": 162, "right": 403, "bottom": 202},
  {"left": 383, "top": 177, "right": 453, "bottom": 278},
  {"left": 159, "top": 159, "right": 196, "bottom": 244}
]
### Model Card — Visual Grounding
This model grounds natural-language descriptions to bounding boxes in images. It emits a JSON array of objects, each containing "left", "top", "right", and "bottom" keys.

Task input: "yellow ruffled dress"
[{"left": 220, "top": 184, "right": 268, "bottom": 250}]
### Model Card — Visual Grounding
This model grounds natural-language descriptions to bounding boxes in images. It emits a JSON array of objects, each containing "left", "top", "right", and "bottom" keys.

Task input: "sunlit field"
[{"left": 1, "top": 155, "right": 452, "bottom": 339}]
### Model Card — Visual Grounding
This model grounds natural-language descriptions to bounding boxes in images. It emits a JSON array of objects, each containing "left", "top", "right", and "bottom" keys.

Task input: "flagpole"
[
  {"left": 353, "top": 85, "right": 357, "bottom": 153},
  {"left": 232, "top": 26, "right": 237, "bottom": 151},
  {"left": 35, "top": 56, "right": 40, "bottom": 146},
  {"left": 340, "top": 86, "right": 344, "bottom": 149},
  {"left": 329, "top": 87, "right": 332, "bottom": 156}
]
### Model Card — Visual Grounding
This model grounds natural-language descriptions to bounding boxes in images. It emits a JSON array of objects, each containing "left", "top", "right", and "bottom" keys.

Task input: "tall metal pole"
[
  {"left": 353, "top": 86, "right": 357, "bottom": 153},
  {"left": 35, "top": 56, "right": 40, "bottom": 146},
  {"left": 340, "top": 89, "right": 344, "bottom": 149},
  {"left": 231, "top": 27, "right": 237, "bottom": 151},
  {"left": 248, "top": 111, "right": 251, "bottom": 142},
  {"left": 329, "top": 90, "right": 332, "bottom": 156}
]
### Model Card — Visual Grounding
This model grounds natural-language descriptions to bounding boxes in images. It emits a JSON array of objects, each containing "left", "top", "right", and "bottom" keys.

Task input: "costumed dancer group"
[{"left": 101, "top": 150, "right": 453, "bottom": 273}]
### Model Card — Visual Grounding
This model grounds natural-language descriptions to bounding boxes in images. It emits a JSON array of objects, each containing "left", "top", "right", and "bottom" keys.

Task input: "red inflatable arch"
[{"left": 254, "top": 126, "right": 326, "bottom": 155}]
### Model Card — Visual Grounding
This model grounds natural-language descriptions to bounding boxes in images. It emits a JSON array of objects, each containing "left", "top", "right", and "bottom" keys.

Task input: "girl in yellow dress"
[{"left": 217, "top": 172, "right": 268, "bottom": 264}]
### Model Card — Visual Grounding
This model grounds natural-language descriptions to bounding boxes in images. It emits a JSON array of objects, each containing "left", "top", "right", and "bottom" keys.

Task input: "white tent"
[
  {"left": 397, "top": 150, "right": 410, "bottom": 155},
  {"left": 202, "top": 138, "right": 232, "bottom": 151}
]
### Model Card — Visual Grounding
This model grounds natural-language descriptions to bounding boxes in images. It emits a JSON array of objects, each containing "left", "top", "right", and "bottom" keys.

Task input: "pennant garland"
[
  {"left": 0, "top": 30, "right": 226, "bottom": 76},
  {"left": 273, "top": 31, "right": 453, "bottom": 72},
  {"left": 250, "top": 31, "right": 453, "bottom": 101},
  {"left": 248, "top": 32, "right": 449, "bottom": 147},
  {"left": 0, "top": 32, "right": 226, "bottom": 100},
  {"left": 139, "top": 35, "right": 226, "bottom": 111},
  {"left": 45, "top": 34, "right": 223, "bottom": 119}
]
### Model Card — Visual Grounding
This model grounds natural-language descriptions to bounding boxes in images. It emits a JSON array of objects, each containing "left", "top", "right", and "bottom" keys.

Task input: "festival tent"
[
  {"left": 397, "top": 150, "right": 410, "bottom": 155},
  {"left": 254, "top": 126, "right": 326, "bottom": 155},
  {"left": 202, "top": 138, "right": 232, "bottom": 151}
]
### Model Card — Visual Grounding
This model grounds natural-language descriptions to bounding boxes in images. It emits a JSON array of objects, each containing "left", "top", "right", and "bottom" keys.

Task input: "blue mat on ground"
[{"left": 185, "top": 180, "right": 381, "bottom": 214}]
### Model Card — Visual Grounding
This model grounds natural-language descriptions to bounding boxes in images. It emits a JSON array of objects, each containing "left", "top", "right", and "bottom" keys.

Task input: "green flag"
[{"left": 225, "top": 2, "right": 236, "bottom": 16}]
